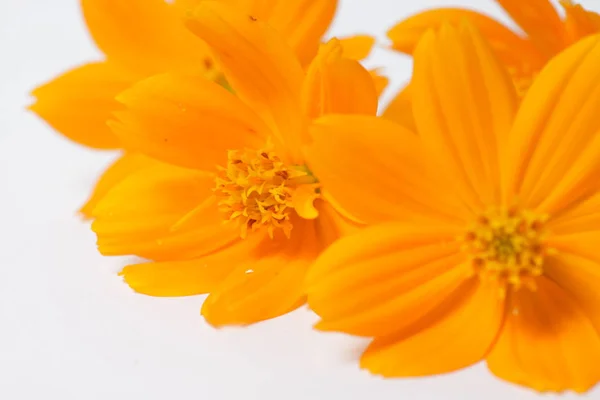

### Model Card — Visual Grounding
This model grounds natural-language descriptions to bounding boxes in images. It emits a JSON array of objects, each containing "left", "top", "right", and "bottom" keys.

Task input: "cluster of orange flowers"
[{"left": 30, "top": 0, "right": 600, "bottom": 394}]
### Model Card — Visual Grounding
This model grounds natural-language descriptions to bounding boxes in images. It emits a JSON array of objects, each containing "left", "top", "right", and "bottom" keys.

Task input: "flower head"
[
  {"left": 28, "top": 0, "right": 376, "bottom": 216},
  {"left": 305, "top": 22, "right": 600, "bottom": 393},
  {"left": 90, "top": 2, "right": 379, "bottom": 327}
]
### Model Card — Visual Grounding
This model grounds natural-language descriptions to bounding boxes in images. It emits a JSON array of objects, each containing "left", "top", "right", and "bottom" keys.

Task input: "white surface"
[{"left": 1, "top": 0, "right": 599, "bottom": 399}]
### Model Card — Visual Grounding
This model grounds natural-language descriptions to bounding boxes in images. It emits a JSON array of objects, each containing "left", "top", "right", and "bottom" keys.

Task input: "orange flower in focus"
[
  {"left": 383, "top": 0, "right": 600, "bottom": 125},
  {"left": 305, "top": 23, "right": 600, "bottom": 393},
  {"left": 29, "top": 0, "right": 376, "bottom": 216},
  {"left": 91, "top": 2, "right": 379, "bottom": 326}
]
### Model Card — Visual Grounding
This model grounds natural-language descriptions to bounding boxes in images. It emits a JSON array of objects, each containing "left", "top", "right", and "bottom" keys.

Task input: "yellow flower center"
[
  {"left": 214, "top": 142, "right": 318, "bottom": 239},
  {"left": 462, "top": 208, "right": 551, "bottom": 297}
]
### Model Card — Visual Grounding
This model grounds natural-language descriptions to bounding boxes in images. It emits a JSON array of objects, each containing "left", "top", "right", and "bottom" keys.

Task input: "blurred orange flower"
[
  {"left": 383, "top": 0, "right": 600, "bottom": 126},
  {"left": 305, "top": 22, "right": 600, "bottom": 393}
]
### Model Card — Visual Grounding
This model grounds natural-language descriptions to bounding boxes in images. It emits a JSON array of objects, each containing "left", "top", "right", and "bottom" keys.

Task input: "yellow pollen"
[
  {"left": 462, "top": 208, "right": 552, "bottom": 298},
  {"left": 214, "top": 142, "right": 318, "bottom": 239}
]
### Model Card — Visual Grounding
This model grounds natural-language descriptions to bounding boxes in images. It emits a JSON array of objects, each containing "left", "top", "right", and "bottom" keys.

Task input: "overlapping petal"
[
  {"left": 412, "top": 22, "right": 518, "bottom": 211},
  {"left": 305, "top": 115, "right": 468, "bottom": 225},
  {"left": 185, "top": 2, "right": 307, "bottom": 162},
  {"left": 91, "top": 163, "right": 238, "bottom": 261},
  {"left": 562, "top": 1, "right": 600, "bottom": 43},
  {"left": 338, "top": 35, "right": 375, "bottom": 60},
  {"left": 82, "top": 0, "right": 213, "bottom": 75},
  {"left": 80, "top": 153, "right": 157, "bottom": 218},
  {"left": 307, "top": 222, "right": 466, "bottom": 338},
  {"left": 119, "top": 233, "right": 264, "bottom": 297},
  {"left": 387, "top": 7, "right": 543, "bottom": 67},
  {"left": 361, "top": 279, "right": 503, "bottom": 377},
  {"left": 503, "top": 34, "right": 600, "bottom": 213},
  {"left": 111, "top": 72, "right": 269, "bottom": 171},
  {"left": 495, "top": 0, "right": 565, "bottom": 58},
  {"left": 302, "top": 39, "right": 378, "bottom": 119},
  {"left": 202, "top": 216, "right": 321, "bottom": 326},
  {"left": 381, "top": 83, "right": 416, "bottom": 131},
  {"left": 29, "top": 62, "right": 131, "bottom": 149},
  {"left": 486, "top": 278, "right": 600, "bottom": 393}
]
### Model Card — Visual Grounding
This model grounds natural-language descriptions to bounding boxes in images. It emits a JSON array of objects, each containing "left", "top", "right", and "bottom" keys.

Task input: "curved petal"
[
  {"left": 111, "top": 72, "right": 269, "bottom": 171},
  {"left": 267, "top": 0, "right": 337, "bottom": 66},
  {"left": 381, "top": 83, "right": 416, "bottom": 132},
  {"left": 302, "top": 38, "right": 378, "bottom": 120},
  {"left": 338, "top": 35, "right": 375, "bottom": 60},
  {"left": 306, "top": 115, "right": 469, "bottom": 225},
  {"left": 307, "top": 222, "right": 466, "bottom": 337},
  {"left": 29, "top": 62, "right": 130, "bottom": 149},
  {"left": 412, "top": 22, "right": 518, "bottom": 211},
  {"left": 81, "top": 0, "right": 214, "bottom": 75},
  {"left": 369, "top": 69, "right": 389, "bottom": 98},
  {"left": 504, "top": 34, "right": 600, "bottom": 213},
  {"left": 185, "top": 2, "right": 307, "bottom": 162},
  {"left": 543, "top": 250, "right": 600, "bottom": 332},
  {"left": 387, "top": 8, "right": 544, "bottom": 67},
  {"left": 313, "top": 199, "right": 360, "bottom": 247},
  {"left": 561, "top": 1, "right": 600, "bottom": 44},
  {"left": 119, "top": 233, "right": 264, "bottom": 297},
  {"left": 495, "top": 0, "right": 565, "bottom": 59},
  {"left": 547, "top": 191, "right": 600, "bottom": 235},
  {"left": 486, "top": 278, "right": 600, "bottom": 393},
  {"left": 201, "top": 216, "right": 322, "bottom": 326},
  {"left": 91, "top": 163, "right": 239, "bottom": 261},
  {"left": 80, "top": 152, "right": 157, "bottom": 218},
  {"left": 360, "top": 279, "right": 504, "bottom": 377},
  {"left": 184, "top": 0, "right": 337, "bottom": 65}
]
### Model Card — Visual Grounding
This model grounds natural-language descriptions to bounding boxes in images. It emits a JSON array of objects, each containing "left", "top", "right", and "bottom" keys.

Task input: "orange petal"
[
  {"left": 194, "top": 0, "right": 337, "bottom": 66},
  {"left": 291, "top": 185, "right": 320, "bottom": 220},
  {"left": 307, "top": 222, "right": 466, "bottom": 337},
  {"left": 504, "top": 34, "right": 600, "bottom": 213},
  {"left": 360, "top": 279, "right": 504, "bottom": 377},
  {"left": 119, "top": 233, "right": 264, "bottom": 297},
  {"left": 495, "top": 0, "right": 565, "bottom": 59},
  {"left": 80, "top": 153, "right": 156, "bottom": 218},
  {"left": 29, "top": 62, "right": 130, "bottom": 149},
  {"left": 338, "top": 35, "right": 375, "bottom": 60},
  {"left": 412, "top": 22, "right": 518, "bottom": 210},
  {"left": 305, "top": 115, "right": 468, "bottom": 224},
  {"left": 169, "top": 0, "right": 201, "bottom": 14},
  {"left": 202, "top": 216, "right": 321, "bottom": 326},
  {"left": 262, "top": 0, "right": 338, "bottom": 66},
  {"left": 302, "top": 38, "right": 378, "bottom": 120},
  {"left": 313, "top": 199, "right": 360, "bottom": 247},
  {"left": 369, "top": 69, "right": 389, "bottom": 98},
  {"left": 561, "top": 1, "right": 600, "bottom": 43},
  {"left": 387, "top": 7, "right": 544, "bottom": 67},
  {"left": 381, "top": 83, "right": 416, "bottom": 132},
  {"left": 185, "top": 2, "right": 307, "bottom": 162},
  {"left": 82, "top": 0, "right": 213, "bottom": 75},
  {"left": 91, "top": 163, "right": 238, "bottom": 261},
  {"left": 486, "top": 278, "right": 600, "bottom": 393},
  {"left": 547, "top": 191, "right": 600, "bottom": 235},
  {"left": 543, "top": 251, "right": 600, "bottom": 333},
  {"left": 111, "top": 72, "right": 269, "bottom": 171}
]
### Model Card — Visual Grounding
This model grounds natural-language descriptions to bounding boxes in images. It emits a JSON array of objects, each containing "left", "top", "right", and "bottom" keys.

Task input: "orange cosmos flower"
[
  {"left": 305, "top": 22, "right": 600, "bottom": 393},
  {"left": 29, "top": 0, "right": 376, "bottom": 216},
  {"left": 90, "top": 2, "right": 378, "bottom": 326},
  {"left": 382, "top": 0, "right": 600, "bottom": 125}
]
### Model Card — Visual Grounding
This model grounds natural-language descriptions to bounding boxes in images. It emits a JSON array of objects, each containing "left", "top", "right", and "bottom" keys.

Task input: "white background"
[{"left": 1, "top": 0, "right": 600, "bottom": 399}]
